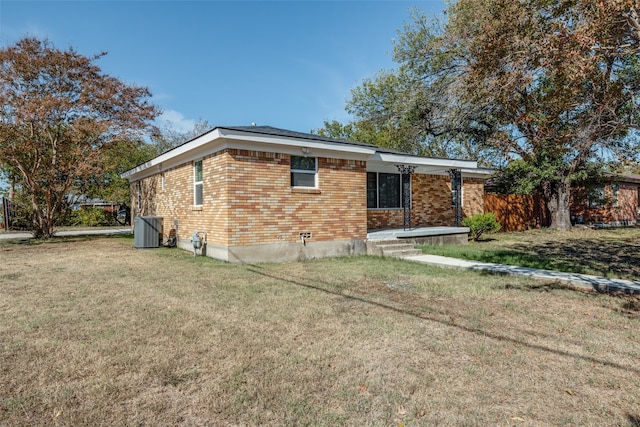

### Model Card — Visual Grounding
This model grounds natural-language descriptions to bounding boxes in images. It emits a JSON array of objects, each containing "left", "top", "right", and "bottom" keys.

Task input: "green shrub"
[
  {"left": 70, "top": 207, "right": 111, "bottom": 227},
  {"left": 462, "top": 213, "right": 501, "bottom": 241}
]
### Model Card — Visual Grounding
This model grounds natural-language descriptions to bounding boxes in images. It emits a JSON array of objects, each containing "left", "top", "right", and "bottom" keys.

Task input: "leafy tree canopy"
[
  {"left": 151, "top": 118, "right": 213, "bottom": 155},
  {"left": 322, "top": 1, "right": 640, "bottom": 230},
  {"left": 0, "top": 37, "right": 159, "bottom": 237}
]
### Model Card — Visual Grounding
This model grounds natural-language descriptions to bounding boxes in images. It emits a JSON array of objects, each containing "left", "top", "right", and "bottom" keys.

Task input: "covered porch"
[{"left": 365, "top": 226, "right": 470, "bottom": 258}]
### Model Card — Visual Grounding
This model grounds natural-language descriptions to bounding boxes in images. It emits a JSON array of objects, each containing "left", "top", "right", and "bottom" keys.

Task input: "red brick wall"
[
  {"left": 615, "top": 184, "right": 639, "bottom": 222},
  {"left": 131, "top": 150, "right": 230, "bottom": 245},
  {"left": 133, "top": 153, "right": 488, "bottom": 243},
  {"left": 226, "top": 150, "right": 367, "bottom": 245},
  {"left": 132, "top": 149, "right": 368, "bottom": 246},
  {"left": 571, "top": 183, "right": 639, "bottom": 224},
  {"left": 367, "top": 174, "right": 485, "bottom": 230}
]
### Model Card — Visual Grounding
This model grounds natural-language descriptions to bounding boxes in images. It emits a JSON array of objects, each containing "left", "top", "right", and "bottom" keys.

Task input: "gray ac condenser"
[{"left": 134, "top": 216, "right": 163, "bottom": 248}]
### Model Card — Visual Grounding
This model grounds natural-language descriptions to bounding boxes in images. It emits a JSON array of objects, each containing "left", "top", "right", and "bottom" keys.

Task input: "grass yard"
[
  {"left": 419, "top": 226, "right": 640, "bottom": 281},
  {"left": 1, "top": 235, "right": 639, "bottom": 426}
]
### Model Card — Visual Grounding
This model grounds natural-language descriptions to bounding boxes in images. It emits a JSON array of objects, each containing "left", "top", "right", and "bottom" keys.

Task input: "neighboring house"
[
  {"left": 484, "top": 173, "right": 640, "bottom": 230},
  {"left": 67, "top": 194, "right": 120, "bottom": 213},
  {"left": 571, "top": 173, "right": 640, "bottom": 226},
  {"left": 1, "top": 196, "right": 19, "bottom": 230},
  {"left": 122, "top": 126, "right": 490, "bottom": 263}
]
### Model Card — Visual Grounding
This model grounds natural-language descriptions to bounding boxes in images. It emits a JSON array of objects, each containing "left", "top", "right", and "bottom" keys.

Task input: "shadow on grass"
[
  {"left": 0, "top": 238, "right": 36, "bottom": 246},
  {"left": 246, "top": 264, "right": 640, "bottom": 376},
  {"left": 501, "top": 236, "right": 640, "bottom": 280},
  {"left": 497, "top": 281, "right": 574, "bottom": 293},
  {"left": 0, "top": 233, "right": 133, "bottom": 248},
  {"left": 429, "top": 233, "right": 640, "bottom": 281},
  {"left": 471, "top": 248, "right": 584, "bottom": 274},
  {"left": 476, "top": 237, "right": 498, "bottom": 242}
]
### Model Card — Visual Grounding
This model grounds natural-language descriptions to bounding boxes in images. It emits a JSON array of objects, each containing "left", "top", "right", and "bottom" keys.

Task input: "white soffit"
[
  {"left": 369, "top": 152, "right": 478, "bottom": 170},
  {"left": 218, "top": 140, "right": 371, "bottom": 162},
  {"left": 121, "top": 128, "right": 223, "bottom": 180},
  {"left": 460, "top": 168, "right": 494, "bottom": 178},
  {"left": 122, "top": 127, "right": 488, "bottom": 181},
  {"left": 122, "top": 128, "right": 377, "bottom": 181}
]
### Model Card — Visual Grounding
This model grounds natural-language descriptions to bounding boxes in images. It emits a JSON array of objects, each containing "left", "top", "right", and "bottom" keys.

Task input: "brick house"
[
  {"left": 122, "top": 126, "right": 489, "bottom": 262},
  {"left": 570, "top": 173, "right": 640, "bottom": 226},
  {"left": 484, "top": 173, "right": 640, "bottom": 230}
]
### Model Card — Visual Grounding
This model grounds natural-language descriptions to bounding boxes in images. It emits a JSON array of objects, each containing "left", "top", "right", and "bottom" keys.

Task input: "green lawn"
[
  {"left": 419, "top": 226, "right": 640, "bottom": 281},
  {"left": 1, "top": 235, "right": 639, "bottom": 426}
]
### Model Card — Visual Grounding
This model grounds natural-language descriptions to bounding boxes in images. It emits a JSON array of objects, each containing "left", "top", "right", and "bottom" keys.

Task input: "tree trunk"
[
  {"left": 544, "top": 179, "right": 572, "bottom": 231},
  {"left": 30, "top": 195, "right": 54, "bottom": 239}
]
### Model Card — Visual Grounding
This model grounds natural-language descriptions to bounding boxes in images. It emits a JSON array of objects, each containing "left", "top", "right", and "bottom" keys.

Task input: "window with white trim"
[
  {"left": 367, "top": 172, "right": 410, "bottom": 209},
  {"left": 588, "top": 186, "right": 605, "bottom": 207},
  {"left": 194, "top": 160, "right": 203, "bottom": 206},
  {"left": 290, "top": 156, "right": 317, "bottom": 187}
]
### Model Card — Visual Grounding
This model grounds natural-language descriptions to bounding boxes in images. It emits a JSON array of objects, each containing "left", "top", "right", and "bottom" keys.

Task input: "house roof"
[
  {"left": 606, "top": 172, "right": 640, "bottom": 184},
  {"left": 212, "top": 125, "right": 378, "bottom": 152},
  {"left": 122, "top": 125, "right": 490, "bottom": 181}
]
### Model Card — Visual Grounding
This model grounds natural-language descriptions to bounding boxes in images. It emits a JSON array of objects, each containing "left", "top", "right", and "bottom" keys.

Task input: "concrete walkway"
[
  {"left": 0, "top": 228, "right": 131, "bottom": 240},
  {"left": 404, "top": 253, "right": 640, "bottom": 295}
]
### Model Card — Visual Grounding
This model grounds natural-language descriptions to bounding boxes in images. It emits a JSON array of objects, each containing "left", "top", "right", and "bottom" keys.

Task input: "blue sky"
[{"left": 0, "top": 0, "right": 446, "bottom": 134}]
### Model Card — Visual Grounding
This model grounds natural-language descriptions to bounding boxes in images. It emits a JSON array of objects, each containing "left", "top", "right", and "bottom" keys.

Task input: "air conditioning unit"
[{"left": 134, "top": 216, "right": 163, "bottom": 248}]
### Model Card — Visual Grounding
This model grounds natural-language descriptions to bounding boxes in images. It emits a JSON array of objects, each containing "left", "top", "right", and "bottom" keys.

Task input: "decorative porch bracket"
[
  {"left": 396, "top": 164, "right": 416, "bottom": 231},
  {"left": 449, "top": 168, "right": 462, "bottom": 227}
]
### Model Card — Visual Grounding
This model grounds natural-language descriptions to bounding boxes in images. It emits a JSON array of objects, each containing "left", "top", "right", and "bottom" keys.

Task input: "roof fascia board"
[
  {"left": 604, "top": 173, "right": 640, "bottom": 184},
  {"left": 367, "top": 162, "right": 452, "bottom": 175},
  {"left": 367, "top": 164, "right": 490, "bottom": 178},
  {"left": 371, "top": 152, "right": 478, "bottom": 169},
  {"left": 121, "top": 128, "right": 223, "bottom": 180},
  {"left": 122, "top": 130, "right": 375, "bottom": 181},
  {"left": 145, "top": 136, "right": 373, "bottom": 174},
  {"left": 218, "top": 128, "right": 376, "bottom": 155},
  {"left": 123, "top": 147, "right": 219, "bottom": 182},
  {"left": 122, "top": 126, "right": 488, "bottom": 182},
  {"left": 220, "top": 140, "right": 371, "bottom": 161},
  {"left": 460, "top": 168, "right": 494, "bottom": 178}
]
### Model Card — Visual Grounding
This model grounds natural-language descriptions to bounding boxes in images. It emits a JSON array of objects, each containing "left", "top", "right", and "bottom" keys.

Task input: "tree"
[
  {"left": 342, "top": 2, "right": 640, "bottom": 230},
  {"left": 81, "top": 119, "right": 214, "bottom": 208},
  {"left": 151, "top": 118, "right": 213, "bottom": 155},
  {"left": 78, "top": 139, "right": 158, "bottom": 206},
  {"left": 313, "top": 119, "right": 404, "bottom": 149},
  {"left": 316, "top": 9, "right": 501, "bottom": 163},
  {"left": 0, "top": 162, "right": 20, "bottom": 199},
  {"left": 447, "top": 0, "right": 640, "bottom": 230},
  {"left": 0, "top": 37, "right": 159, "bottom": 238}
]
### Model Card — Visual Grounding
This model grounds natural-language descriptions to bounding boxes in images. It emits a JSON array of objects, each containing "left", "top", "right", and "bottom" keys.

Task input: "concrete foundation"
[
  {"left": 175, "top": 226, "right": 470, "bottom": 263},
  {"left": 177, "top": 238, "right": 368, "bottom": 263}
]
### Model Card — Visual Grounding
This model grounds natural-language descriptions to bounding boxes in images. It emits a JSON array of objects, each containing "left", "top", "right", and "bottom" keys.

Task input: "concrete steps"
[{"left": 367, "top": 240, "right": 423, "bottom": 258}]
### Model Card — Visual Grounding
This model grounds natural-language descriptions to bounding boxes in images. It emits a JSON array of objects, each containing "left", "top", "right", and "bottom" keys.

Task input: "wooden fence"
[
  {"left": 484, "top": 193, "right": 550, "bottom": 231},
  {"left": 1, "top": 196, "right": 19, "bottom": 230}
]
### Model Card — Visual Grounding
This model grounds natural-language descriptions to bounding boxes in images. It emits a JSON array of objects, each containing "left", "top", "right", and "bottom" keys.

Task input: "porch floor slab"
[{"left": 367, "top": 226, "right": 470, "bottom": 240}]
